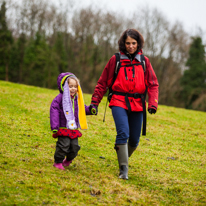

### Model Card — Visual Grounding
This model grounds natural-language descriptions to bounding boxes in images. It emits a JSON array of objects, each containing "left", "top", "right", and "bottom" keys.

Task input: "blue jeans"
[{"left": 112, "top": 106, "right": 143, "bottom": 147}]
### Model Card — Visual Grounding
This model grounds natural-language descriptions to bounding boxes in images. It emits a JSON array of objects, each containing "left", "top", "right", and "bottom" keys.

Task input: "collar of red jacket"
[{"left": 120, "top": 49, "right": 143, "bottom": 62}]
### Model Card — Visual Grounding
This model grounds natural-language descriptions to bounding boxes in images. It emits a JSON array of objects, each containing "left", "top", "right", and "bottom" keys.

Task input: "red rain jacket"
[{"left": 91, "top": 51, "right": 159, "bottom": 111}]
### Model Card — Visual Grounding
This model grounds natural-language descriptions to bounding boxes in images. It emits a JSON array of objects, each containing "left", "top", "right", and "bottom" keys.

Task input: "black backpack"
[
  {"left": 108, "top": 52, "right": 146, "bottom": 102},
  {"left": 103, "top": 52, "right": 147, "bottom": 136}
]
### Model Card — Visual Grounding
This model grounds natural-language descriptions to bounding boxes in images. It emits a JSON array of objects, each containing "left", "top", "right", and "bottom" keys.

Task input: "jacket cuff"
[
  {"left": 151, "top": 105, "right": 157, "bottom": 109},
  {"left": 52, "top": 129, "right": 58, "bottom": 133},
  {"left": 91, "top": 100, "right": 98, "bottom": 106},
  {"left": 149, "top": 105, "right": 157, "bottom": 110}
]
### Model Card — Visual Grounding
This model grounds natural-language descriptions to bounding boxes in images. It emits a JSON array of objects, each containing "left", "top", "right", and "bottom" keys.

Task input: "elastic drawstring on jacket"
[
  {"left": 132, "top": 65, "right": 135, "bottom": 78},
  {"left": 124, "top": 67, "right": 128, "bottom": 80}
]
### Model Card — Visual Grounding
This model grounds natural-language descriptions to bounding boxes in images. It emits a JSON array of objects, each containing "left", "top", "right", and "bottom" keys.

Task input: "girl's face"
[
  {"left": 68, "top": 78, "right": 78, "bottom": 96},
  {"left": 125, "top": 36, "right": 138, "bottom": 54}
]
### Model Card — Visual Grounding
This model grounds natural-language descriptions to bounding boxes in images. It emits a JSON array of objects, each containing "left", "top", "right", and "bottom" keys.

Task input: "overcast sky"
[{"left": 77, "top": 0, "right": 206, "bottom": 41}]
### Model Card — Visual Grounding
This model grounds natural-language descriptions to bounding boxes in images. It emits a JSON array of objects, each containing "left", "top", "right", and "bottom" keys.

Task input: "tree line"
[{"left": 0, "top": 0, "right": 206, "bottom": 111}]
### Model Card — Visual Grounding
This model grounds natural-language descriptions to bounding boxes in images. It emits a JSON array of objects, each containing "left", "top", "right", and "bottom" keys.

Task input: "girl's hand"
[{"left": 89, "top": 104, "right": 98, "bottom": 115}]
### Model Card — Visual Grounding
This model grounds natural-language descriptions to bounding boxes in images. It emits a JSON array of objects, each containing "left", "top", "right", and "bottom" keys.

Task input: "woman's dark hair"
[{"left": 118, "top": 29, "right": 144, "bottom": 52}]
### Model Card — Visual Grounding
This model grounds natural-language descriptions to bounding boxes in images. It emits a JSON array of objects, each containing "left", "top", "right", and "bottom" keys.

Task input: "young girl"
[{"left": 50, "top": 72, "right": 96, "bottom": 170}]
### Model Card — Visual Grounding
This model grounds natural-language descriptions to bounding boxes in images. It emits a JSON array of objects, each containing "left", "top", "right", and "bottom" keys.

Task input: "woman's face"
[{"left": 125, "top": 36, "right": 138, "bottom": 54}]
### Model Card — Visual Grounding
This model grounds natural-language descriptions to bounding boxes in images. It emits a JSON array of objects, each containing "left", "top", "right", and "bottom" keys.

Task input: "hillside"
[{"left": 0, "top": 80, "right": 205, "bottom": 205}]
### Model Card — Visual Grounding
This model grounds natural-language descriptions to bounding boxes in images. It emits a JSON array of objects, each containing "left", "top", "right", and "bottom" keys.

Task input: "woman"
[{"left": 90, "top": 29, "right": 159, "bottom": 179}]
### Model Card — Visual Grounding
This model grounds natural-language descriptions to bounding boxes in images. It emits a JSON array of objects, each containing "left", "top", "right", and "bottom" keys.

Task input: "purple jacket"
[{"left": 50, "top": 72, "right": 91, "bottom": 132}]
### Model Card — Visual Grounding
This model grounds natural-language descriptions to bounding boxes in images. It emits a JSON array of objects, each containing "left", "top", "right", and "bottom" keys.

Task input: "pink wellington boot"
[
  {"left": 53, "top": 163, "right": 65, "bottom": 170},
  {"left": 62, "top": 159, "right": 72, "bottom": 167}
]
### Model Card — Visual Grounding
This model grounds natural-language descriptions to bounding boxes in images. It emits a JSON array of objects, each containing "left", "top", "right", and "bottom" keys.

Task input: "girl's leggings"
[{"left": 54, "top": 137, "right": 80, "bottom": 163}]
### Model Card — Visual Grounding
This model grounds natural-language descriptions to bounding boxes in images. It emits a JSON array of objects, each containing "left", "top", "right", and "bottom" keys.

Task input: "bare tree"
[
  {"left": 71, "top": 8, "right": 123, "bottom": 92},
  {"left": 130, "top": 7, "right": 190, "bottom": 106}
]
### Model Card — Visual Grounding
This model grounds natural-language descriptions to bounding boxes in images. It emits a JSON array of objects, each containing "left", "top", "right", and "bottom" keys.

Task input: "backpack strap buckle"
[{"left": 133, "top": 93, "right": 140, "bottom": 99}]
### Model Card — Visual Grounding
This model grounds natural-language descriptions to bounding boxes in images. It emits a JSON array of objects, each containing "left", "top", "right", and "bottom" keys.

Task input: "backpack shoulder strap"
[
  {"left": 141, "top": 54, "right": 146, "bottom": 72},
  {"left": 114, "top": 52, "right": 121, "bottom": 78},
  {"left": 107, "top": 52, "right": 121, "bottom": 102}
]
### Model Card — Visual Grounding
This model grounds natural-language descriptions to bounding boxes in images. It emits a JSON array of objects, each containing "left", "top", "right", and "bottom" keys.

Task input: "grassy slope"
[{"left": 0, "top": 80, "right": 205, "bottom": 206}]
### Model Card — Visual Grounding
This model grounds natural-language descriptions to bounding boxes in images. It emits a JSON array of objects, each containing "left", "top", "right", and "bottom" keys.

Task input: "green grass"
[{"left": 0, "top": 80, "right": 205, "bottom": 206}]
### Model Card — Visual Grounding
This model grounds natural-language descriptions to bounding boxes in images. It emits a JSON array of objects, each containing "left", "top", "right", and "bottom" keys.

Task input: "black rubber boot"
[
  {"left": 128, "top": 144, "right": 137, "bottom": 157},
  {"left": 114, "top": 144, "right": 128, "bottom": 180}
]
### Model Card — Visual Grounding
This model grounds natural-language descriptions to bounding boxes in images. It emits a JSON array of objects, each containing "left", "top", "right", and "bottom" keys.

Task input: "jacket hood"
[
  {"left": 57, "top": 72, "right": 78, "bottom": 93},
  {"left": 120, "top": 50, "right": 143, "bottom": 62}
]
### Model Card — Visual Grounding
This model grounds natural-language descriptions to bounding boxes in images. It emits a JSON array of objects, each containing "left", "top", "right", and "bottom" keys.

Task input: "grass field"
[{"left": 0, "top": 80, "right": 205, "bottom": 206}]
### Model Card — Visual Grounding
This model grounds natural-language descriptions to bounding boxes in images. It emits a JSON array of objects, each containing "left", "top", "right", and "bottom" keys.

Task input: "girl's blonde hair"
[{"left": 67, "top": 76, "right": 80, "bottom": 86}]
